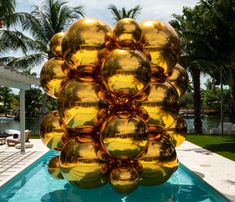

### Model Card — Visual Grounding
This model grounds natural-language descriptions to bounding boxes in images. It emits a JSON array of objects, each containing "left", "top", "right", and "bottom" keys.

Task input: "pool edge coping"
[
  {"left": 0, "top": 150, "right": 49, "bottom": 187},
  {"left": 176, "top": 141, "right": 235, "bottom": 202}
]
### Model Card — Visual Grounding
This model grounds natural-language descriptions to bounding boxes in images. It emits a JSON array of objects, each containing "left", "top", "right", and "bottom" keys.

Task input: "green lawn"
[
  {"left": 186, "top": 134, "right": 235, "bottom": 161},
  {"left": 31, "top": 135, "right": 40, "bottom": 139}
]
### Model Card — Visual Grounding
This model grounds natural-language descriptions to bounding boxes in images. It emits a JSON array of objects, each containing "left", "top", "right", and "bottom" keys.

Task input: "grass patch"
[
  {"left": 31, "top": 135, "right": 40, "bottom": 139},
  {"left": 186, "top": 134, "right": 235, "bottom": 161}
]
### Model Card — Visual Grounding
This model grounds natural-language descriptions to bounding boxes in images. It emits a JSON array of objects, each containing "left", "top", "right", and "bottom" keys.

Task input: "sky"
[
  {"left": 16, "top": 0, "right": 198, "bottom": 25},
  {"left": 12, "top": 0, "right": 211, "bottom": 92}
]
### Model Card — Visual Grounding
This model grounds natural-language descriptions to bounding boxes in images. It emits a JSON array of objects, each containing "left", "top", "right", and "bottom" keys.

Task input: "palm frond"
[
  {"left": 108, "top": 4, "right": 142, "bottom": 22},
  {"left": 122, "top": 8, "right": 127, "bottom": 18},
  {"left": 0, "top": 0, "right": 15, "bottom": 18},
  {"left": 0, "top": 30, "right": 44, "bottom": 54},
  {"left": 0, "top": 56, "right": 16, "bottom": 65},
  {"left": 30, "top": 0, "right": 85, "bottom": 40},
  {"left": 130, "top": 5, "right": 141, "bottom": 19},
  {"left": 108, "top": 4, "right": 122, "bottom": 21},
  {"left": 73, "top": 6, "right": 85, "bottom": 18},
  {"left": 9, "top": 12, "right": 48, "bottom": 43},
  {"left": 0, "top": 0, "right": 15, "bottom": 27},
  {"left": 7, "top": 53, "right": 46, "bottom": 70},
  {"left": 1, "top": 0, "right": 85, "bottom": 71}
]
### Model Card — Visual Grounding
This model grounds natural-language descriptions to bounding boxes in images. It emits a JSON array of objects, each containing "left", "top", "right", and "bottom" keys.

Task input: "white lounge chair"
[
  {"left": 0, "top": 129, "right": 21, "bottom": 137},
  {"left": 6, "top": 130, "right": 31, "bottom": 146},
  {"left": 210, "top": 122, "right": 233, "bottom": 135}
]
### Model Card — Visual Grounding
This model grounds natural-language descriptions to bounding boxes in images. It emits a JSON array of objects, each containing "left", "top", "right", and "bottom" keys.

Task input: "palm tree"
[
  {"left": 198, "top": 0, "right": 235, "bottom": 123},
  {"left": 0, "top": 0, "right": 85, "bottom": 69},
  {"left": 0, "top": 29, "right": 45, "bottom": 69},
  {"left": 0, "top": 0, "right": 15, "bottom": 28},
  {"left": 108, "top": 4, "right": 141, "bottom": 22},
  {"left": 170, "top": 6, "right": 214, "bottom": 133}
]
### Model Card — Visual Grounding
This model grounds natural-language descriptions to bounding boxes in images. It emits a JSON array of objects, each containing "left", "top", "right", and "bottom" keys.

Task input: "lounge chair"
[
  {"left": 0, "top": 129, "right": 21, "bottom": 138},
  {"left": 210, "top": 122, "right": 233, "bottom": 135},
  {"left": 0, "top": 137, "right": 6, "bottom": 145},
  {"left": 6, "top": 130, "right": 31, "bottom": 146}
]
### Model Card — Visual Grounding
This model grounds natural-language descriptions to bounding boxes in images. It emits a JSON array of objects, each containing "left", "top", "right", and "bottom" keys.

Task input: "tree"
[
  {"left": 179, "top": 92, "right": 193, "bottom": 109},
  {"left": 201, "top": 79, "right": 220, "bottom": 112},
  {"left": 0, "top": 0, "right": 15, "bottom": 28},
  {"left": 201, "top": 79, "right": 232, "bottom": 114},
  {"left": 172, "top": 0, "right": 235, "bottom": 129},
  {"left": 170, "top": 6, "right": 213, "bottom": 133},
  {"left": 0, "top": 87, "right": 19, "bottom": 116},
  {"left": 0, "top": 0, "right": 85, "bottom": 70},
  {"left": 197, "top": 0, "right": 235, "bottom": 122},
  {"left": 108, "top": 4, "right": 141, "bottom": 22},
  {"left": 25, "top": 88, "right": 43, "bottom": 117}
]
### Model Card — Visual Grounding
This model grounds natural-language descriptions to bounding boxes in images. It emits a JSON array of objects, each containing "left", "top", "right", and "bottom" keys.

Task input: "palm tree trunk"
[
  {"left": 230, "top": 69, "right": 235, "bottom": 123},
  {"left": 39, "top": 93, "right": 48, "bottom": 122},
  {"left": 191, "top": 66, "right": 203, "bottom": 133},
  {"left": 0, "top": 19, "right": 3, "bottom": 28}
]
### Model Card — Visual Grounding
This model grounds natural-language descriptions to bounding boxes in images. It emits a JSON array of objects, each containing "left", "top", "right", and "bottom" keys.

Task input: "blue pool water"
[{"left": 0, "top": 151, "right": 229, "bottom": 202}]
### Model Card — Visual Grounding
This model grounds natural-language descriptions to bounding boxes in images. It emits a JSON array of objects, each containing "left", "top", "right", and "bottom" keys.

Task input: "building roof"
[{"left": 0, "top": 65, "right": 40, "bottom": 90}]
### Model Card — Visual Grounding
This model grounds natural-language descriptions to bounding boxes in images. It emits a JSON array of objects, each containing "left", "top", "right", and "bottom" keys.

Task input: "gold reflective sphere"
[
  {"left": 110, "top": 166, "right": 139, "bottom": 194},
  {"left": 60, "top": 137, "right": 107, "bottom": 188},
  {"left": 62, "top": 18, "right": 112, "bottom": 72},
  {"left": 100, "top": 115, "right": 148, "bottom": 159},
  {"left": 140, "top": 20, "right": 180, "bottom": 73},
  {"left": 138, "top": 136, "right": 179, "bottom": 185},
  {"left": 166, "top": 115, "right": 187, "bottom": 147},
  {"left": 40, "top": 111, "right": 67, "bottom": 151},
  {"left": 167, "top": 63, "right": 188, "bottom": 97},
  {"left": 50, "top": 32, "right": 64, "bottom": 57},
  {"left": 40, "top": 58, "right": 67, "bottom": 99},
  {"left": 139, "top": 81, "right": 179, "bottom": 132},
  {"left": 48, "top": 155, "right": 64, "bottom": 179},
  {"left": 58, "top": 79, "right": 100, "bottom": 133},
  {"left": 113, "top": 18, "right": 142, "bottom": 48},
  {"left": 101, "top": 49, "right": 151, "bottom": 97}
]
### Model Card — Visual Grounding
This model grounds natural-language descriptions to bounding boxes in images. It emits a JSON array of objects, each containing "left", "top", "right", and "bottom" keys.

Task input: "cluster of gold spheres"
[{"left": 40, "top": 18, "right": 188, "bottom": 194}]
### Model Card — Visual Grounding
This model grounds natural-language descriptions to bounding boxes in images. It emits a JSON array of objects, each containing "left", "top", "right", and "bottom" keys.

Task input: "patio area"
[{"left": 0, "top": 139, "right": 48, "bottom": 187}]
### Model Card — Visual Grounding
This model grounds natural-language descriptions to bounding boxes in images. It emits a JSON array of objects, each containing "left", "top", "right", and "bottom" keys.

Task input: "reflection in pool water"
[{"left": 0, "top": 151, "right": 229, "bottom": 202}]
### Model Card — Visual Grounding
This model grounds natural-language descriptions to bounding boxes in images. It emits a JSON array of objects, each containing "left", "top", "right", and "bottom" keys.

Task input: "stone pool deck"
[
  {"left": 0, "top": 139, "right": 49, "bottom": 187},
  {"left": 176, "top": 141, "right": 235, "bottom": 201},
  {"left": 0, "top": 140, "right": 234, "bottom": 201}
]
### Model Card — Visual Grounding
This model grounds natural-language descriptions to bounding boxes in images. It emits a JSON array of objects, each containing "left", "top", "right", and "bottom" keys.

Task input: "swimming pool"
[{"left": 0, "top": 151, "right": 229, "bottom": 202}]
